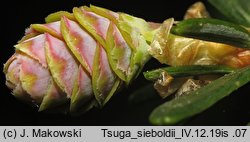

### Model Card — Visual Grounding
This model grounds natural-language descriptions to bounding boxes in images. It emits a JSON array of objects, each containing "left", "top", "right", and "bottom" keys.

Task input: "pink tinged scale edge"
[
  {"left": 17, "top": 27, "right": 40, "bottom": 43},
  {"left": 73, "top": 7, "right": 110, "bottom": 48},
  {"left": 92, "top": 45, "right": 120, "bottom": 106},
  {"left": 39, "top": 80, "right": 67, "bottom": 111},
  {"left": 19, "top": 55, "right": 51, "bottom": 104},
  {"left": 31, "top": 21, "right": 62, "bottom": 39},
  {"left": 81, "top": 8, "right": 110, "bottom": 40},
  {"left": 106, "top": 22, "right": 132, "bottom": 81},
  {"left": 70, "top": 65, "right": 94, "bottom": 113},
  {"left": 25, "top": 27, "right": 39, "bottom": 35},
  {"left": 4, "top": 54, "right": 31, "bottom": 102},
  {"left": 45, "top": 33, "right": 78, "bottom": 97},
  {"left": 15, "top": 34, "right": 47, "bottom": 67},
  {"left": 61, "top": 17, "right": 96, "bottom": 74},
  {"left": 4, "top": 54, "right": 20, "bottom": 87}
]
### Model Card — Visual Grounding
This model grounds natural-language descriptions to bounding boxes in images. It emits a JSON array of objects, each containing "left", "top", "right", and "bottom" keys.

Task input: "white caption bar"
[{"left": 0, "top": 126, "right": 249, "bottom": 142}]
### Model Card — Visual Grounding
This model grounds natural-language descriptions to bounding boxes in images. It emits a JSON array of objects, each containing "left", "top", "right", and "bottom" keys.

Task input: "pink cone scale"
[{"left": 3, "top": 5, "right": 156, "bottom": 113}]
